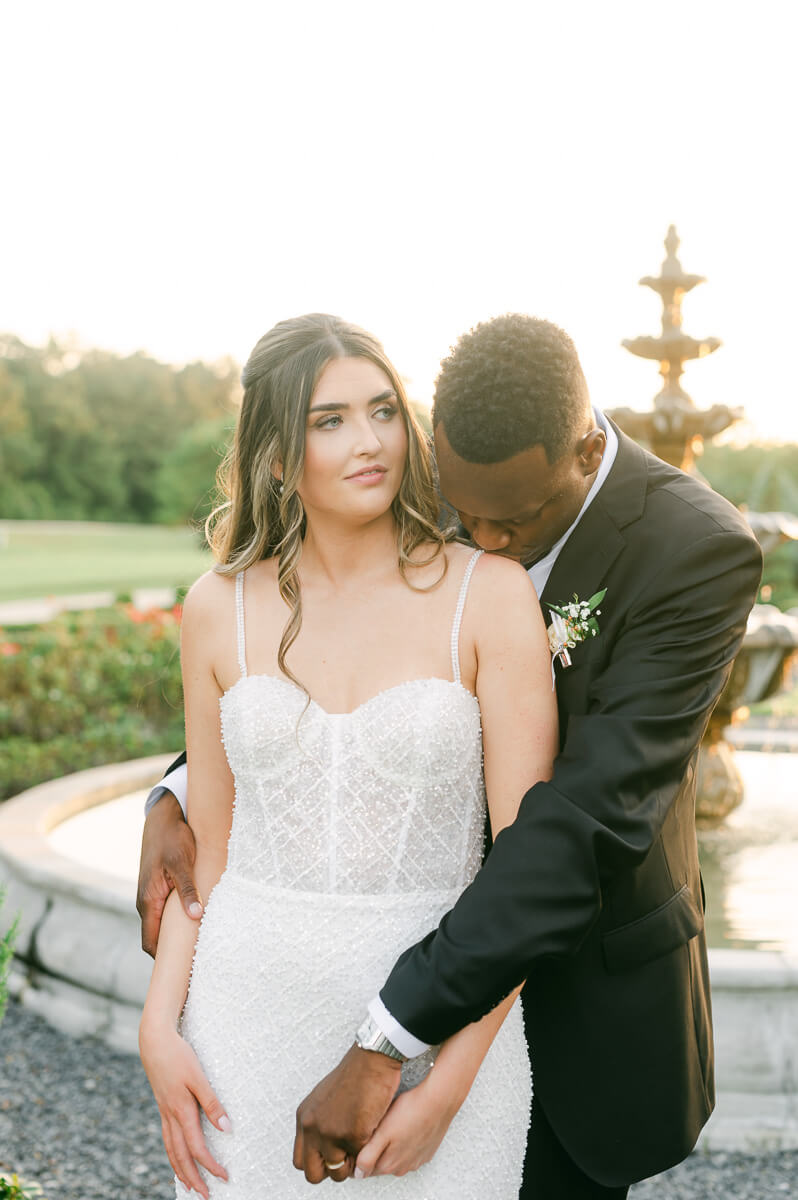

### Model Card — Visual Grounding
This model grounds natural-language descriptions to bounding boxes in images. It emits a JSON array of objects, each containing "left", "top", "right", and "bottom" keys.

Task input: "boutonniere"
[{"left": 547, "top": 589, "right": 606, "bottom": 671}]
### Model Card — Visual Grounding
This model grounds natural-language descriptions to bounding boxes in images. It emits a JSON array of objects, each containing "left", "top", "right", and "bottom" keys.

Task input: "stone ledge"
[
  {"left": 710, "top": 947, "right": 798, "bottom": 988},
  {"left": 0, "top": 755, "right": 171, "bottom": 1015},
  {"left": 0, "top": 754, "right": 174, "bottom": 918},
  {"left": 698, "top": 1092, "right": 798, "bottom": 1152}
]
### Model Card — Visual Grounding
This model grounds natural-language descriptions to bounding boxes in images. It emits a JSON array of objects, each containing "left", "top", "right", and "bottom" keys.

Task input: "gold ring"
[{"left": 324, "top": 1158, "right": 347, "bottom": 1171}]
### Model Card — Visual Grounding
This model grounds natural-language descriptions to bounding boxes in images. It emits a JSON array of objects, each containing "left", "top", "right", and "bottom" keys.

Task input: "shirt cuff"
[
  {"left": 368, "top": 995, "right": 431, "bottom": 1059},
  {"left": 144, "top": 763, "right": 188, "bottom": 818}
]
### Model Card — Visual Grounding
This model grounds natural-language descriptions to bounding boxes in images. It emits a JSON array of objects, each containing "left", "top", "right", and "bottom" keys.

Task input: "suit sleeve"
[{"left": 379, "top": 527, "right": 762, "bottom": 1045}]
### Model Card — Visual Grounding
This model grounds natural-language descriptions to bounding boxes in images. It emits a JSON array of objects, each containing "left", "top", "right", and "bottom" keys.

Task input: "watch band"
[{"left": 355, "top": 1014, "right": 408, "bottom": 1062}]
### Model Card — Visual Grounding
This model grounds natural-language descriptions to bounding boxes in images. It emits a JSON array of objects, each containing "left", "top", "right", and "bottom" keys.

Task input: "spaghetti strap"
[
  {"left": 235, "top": 571, "right": 247, "bottom": 678},
  {"left": 450, "top": 549, "right": 484, "bottom": 685}
]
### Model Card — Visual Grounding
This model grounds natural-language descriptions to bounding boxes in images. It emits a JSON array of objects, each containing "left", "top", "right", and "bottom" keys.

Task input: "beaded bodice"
[{"left": 219, "top": 551, "right": 486, "bottom": 896}]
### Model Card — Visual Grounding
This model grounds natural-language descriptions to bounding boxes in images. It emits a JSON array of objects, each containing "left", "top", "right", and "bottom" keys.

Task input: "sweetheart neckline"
[{"left": 220, "top": 672, "right": 480, "bottom": 718}]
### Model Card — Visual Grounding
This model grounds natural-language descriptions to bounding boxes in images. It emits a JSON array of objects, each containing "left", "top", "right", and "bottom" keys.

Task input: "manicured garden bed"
[{"left": 0, "top": 605, "right": 184, "bottom": 803}]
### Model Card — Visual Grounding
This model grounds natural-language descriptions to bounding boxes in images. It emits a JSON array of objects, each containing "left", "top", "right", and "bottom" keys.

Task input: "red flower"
[{"left": 1, "top": 642, "right": 21, "bottom": 657}]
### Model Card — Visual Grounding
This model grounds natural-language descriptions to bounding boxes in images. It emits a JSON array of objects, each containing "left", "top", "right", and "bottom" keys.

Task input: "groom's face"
[{"left": 434, "top": 421, "right": 601, "bottom": 566}]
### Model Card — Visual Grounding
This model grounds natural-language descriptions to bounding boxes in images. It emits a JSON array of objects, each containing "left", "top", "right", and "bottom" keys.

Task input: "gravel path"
[{"left": 1, "top": 998, "right": 797, "bottom": 1199}]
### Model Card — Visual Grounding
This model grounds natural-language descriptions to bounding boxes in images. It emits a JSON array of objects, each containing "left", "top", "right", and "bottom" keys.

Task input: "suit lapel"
[
  {"left": 539, "top": 426, "right": 649, "bottom": 614},
  {"left": 539, "top": 501, "right": 625, "bottom": 613}
]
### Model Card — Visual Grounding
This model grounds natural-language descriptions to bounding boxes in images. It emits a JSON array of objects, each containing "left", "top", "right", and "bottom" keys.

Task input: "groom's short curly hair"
[{"left": 432, "top": 314, "right": 590, "bottom": 465}]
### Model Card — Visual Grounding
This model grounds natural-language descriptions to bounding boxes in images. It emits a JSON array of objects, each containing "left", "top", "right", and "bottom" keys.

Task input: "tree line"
[
  {"left": 0, "top": 334, "right": 237, "bottom": 524},
  {"left": 1, "top": 333, "right": 797, "bottom": 606}
]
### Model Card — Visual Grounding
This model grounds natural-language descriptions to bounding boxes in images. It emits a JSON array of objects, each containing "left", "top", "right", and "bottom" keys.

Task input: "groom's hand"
[
  {"left": 137, "top": 791, "right": 202, "bottom": 957},
  {"left": 293, "top": 1044, "right": 402, "bottom": 1183}
]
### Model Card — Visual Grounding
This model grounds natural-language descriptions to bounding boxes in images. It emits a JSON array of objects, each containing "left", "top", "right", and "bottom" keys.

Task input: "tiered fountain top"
[{"left": 609, "top": 225, "right": 742, "bottom": 469}]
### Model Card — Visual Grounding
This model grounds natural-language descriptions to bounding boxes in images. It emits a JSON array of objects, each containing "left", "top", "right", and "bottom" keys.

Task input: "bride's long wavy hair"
[{"left": 207, "top": 313, "right": 448, "bottom": 690}]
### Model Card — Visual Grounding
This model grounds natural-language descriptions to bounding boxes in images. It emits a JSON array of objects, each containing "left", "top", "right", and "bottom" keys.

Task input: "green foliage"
[
  {"left": 0, "top": 887, "right": 19, "bottom": 1024},
  {"left": 701, "top": 443, "right": 798, "bottom": 611},
  {"left": 0, "top": 606, "right": 184, "bottom": 803},
  {"left": 0, "top": 334, "right": 238, "bottom": 524},
  {"left": 155, "top": 416, "right": 235, "bottom": 524},
  {"left": 700, "top": 443, "right": 798, "bottom": 512}
]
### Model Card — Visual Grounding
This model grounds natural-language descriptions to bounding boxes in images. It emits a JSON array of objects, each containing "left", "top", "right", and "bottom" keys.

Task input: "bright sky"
[{"left": 4, "top": 1, "right": 797, "bottom": 441}]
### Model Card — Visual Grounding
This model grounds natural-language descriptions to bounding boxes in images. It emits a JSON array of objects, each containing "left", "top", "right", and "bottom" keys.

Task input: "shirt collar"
[{"left": 526, "top": 408, "right": 618, "bottom": 595}]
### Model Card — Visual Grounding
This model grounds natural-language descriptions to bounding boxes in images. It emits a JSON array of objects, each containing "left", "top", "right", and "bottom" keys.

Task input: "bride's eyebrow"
[{"left": 308, "top": 390, "right": 396, "bottom": 414}]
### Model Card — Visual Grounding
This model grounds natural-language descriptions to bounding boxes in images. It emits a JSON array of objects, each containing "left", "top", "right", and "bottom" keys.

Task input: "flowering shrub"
[{"left": 0, "top": 606, "right": 184, "bottom": 803}]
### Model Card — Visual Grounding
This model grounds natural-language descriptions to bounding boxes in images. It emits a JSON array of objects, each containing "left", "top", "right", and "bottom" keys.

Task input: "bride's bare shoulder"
[
  {"left": 182, "top": 568, "right": 236, "bottom": 627},
  {"left": 468, "top": 551, "right": 540, "bottom": 617},
  {"left": 185, "top": 559, "right": 279, "bottom": 612}
]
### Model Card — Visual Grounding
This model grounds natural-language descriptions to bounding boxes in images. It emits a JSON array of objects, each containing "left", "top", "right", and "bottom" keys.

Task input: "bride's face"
[{"left": 297, "top": 356, "right": 408, "bottom": 524}]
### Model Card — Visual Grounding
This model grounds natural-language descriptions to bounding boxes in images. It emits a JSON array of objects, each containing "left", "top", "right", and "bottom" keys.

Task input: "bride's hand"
[
  {"left": 354, "top": 1072, "right": 461, "bottom": 1178},
  {"left": 139, "top": 1020, "right": 231, "bottom": 1198}
]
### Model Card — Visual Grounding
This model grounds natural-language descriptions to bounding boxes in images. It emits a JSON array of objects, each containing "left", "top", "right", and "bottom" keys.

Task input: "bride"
[{"left": 139, "top": 313, "right": 557, "bottom": 1197}]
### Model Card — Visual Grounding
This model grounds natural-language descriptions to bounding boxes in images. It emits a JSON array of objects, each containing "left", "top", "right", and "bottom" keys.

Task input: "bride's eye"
[
  {"left": 373, "top": 404, "right": 398, "bottom": 421},
  {"left": 314, "top": 414, "right": 343, "bottom": 430}
]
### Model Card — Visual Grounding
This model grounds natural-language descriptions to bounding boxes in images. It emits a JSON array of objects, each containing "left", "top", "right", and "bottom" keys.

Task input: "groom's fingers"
[
  {"left": 292, "top": 1117, "right": 305, "bottom": 1170},
  {"left": 292, "top": 1115, "right": 327, "bottom": 1183},
  {"left": 166, "top": 829, "right": 203, "bottom": 921},
  {"left": 302, "top": 1145, "right": 330, "bottom": 1184},
  {"left": 138, "top": 885, "right": 167, "bottom": 959},
  {"left": 138, "top": 793, "right": 200, "bottom": 954}
]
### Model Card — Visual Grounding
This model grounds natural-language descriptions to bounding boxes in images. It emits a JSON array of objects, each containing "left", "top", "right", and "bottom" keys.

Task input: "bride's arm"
[
  {"left": 138, "top": 574, "right": 236, "bottom": 1198},
  {"left": 356, "top": 557, "right": 557, "bottom": 1177}
]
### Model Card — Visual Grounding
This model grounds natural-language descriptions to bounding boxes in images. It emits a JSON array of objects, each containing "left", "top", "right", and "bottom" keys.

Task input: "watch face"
[
  {"left": 357, "top": 1016, "right": 378, "bottom": 1046},
  {"left": 356, "top": 1017, "right": 405, "bottom": 1060}
]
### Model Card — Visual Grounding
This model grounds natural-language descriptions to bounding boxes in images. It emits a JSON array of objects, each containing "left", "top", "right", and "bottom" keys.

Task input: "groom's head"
[{"left": 432, "top": 314, "right": 606, "bottom": 565}]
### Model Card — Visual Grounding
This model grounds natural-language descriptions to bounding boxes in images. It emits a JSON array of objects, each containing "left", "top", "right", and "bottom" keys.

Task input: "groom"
[{"left": 138, "top": 315, "right": 762, "bottom": 1197}]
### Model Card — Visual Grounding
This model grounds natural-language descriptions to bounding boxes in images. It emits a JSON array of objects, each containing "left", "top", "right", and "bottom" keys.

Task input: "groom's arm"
[
  {"left": 137, "top": 751, "right": 202, "bottom": 957},
  {"left": 379, "top": 526, "right": 762, "bottom": 1043}
]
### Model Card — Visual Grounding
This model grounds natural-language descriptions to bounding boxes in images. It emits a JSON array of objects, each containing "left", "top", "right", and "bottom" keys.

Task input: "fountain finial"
[{"left": 609, "top": 226, "right": 740, "bottom": 469}]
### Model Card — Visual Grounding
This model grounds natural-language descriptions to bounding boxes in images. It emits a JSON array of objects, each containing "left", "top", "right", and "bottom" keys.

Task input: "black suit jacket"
[{"left": 378, "top": 428, "right": 762, "bottom": 1187}]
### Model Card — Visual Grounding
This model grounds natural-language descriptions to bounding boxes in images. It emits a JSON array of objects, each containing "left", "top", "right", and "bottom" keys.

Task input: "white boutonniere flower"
[{"left": 547, "top": 589, "right": 606, "bottom": 675}]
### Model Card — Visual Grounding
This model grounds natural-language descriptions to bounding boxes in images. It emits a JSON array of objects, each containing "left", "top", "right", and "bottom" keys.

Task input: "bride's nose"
[{"left": 352, "top": 418, "right": 383, "bottom": 456}]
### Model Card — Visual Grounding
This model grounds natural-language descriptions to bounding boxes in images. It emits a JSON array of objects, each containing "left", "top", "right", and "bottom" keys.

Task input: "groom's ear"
[{"left": 577, "top": 429, "right": 606, "bottom": 477}]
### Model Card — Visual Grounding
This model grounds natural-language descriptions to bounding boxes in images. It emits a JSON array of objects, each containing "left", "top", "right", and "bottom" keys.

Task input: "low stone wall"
[
  {"left": 1, "top": 759, "right": 797, "bottom": 1150},
  {"left": 703, "top": 950, "right": 798, "bottom": 1150},
  {"left": 0, "top": 756, "right": 169, "bottom": 1052}
]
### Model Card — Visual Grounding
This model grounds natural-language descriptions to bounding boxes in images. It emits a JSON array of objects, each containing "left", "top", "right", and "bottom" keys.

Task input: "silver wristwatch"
[{"left": 355, "top": 1014, "right": 408, "bottom": 1062}]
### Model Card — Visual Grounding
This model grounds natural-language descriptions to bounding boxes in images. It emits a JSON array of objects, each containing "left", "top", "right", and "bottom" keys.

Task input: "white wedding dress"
[{"left": 178, "top": 551, "right": 531, "bottom": 1197}]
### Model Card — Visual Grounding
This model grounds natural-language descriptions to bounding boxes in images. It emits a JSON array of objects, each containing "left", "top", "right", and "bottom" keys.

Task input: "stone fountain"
[
  {"left": 608, "top": 227, "right": 798, "bottom": 825},
  {"left": 610, "top": 224, "right": 741, "bottom": 471}
]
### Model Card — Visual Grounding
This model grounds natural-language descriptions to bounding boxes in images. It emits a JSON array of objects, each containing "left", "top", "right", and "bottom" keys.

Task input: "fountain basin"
[{"left": 0, "top": 752, "right": 796, "bottom": 1149}]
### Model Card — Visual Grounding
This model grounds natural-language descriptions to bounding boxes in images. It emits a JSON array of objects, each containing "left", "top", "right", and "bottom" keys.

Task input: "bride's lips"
[{"left": 345, "top": 465, "right": 388, "bottom": 483}]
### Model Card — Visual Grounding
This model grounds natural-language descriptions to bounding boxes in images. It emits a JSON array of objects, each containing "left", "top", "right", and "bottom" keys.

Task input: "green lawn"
[{"left": 0, "top": 520, "right": 213, "bottom": 602}]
